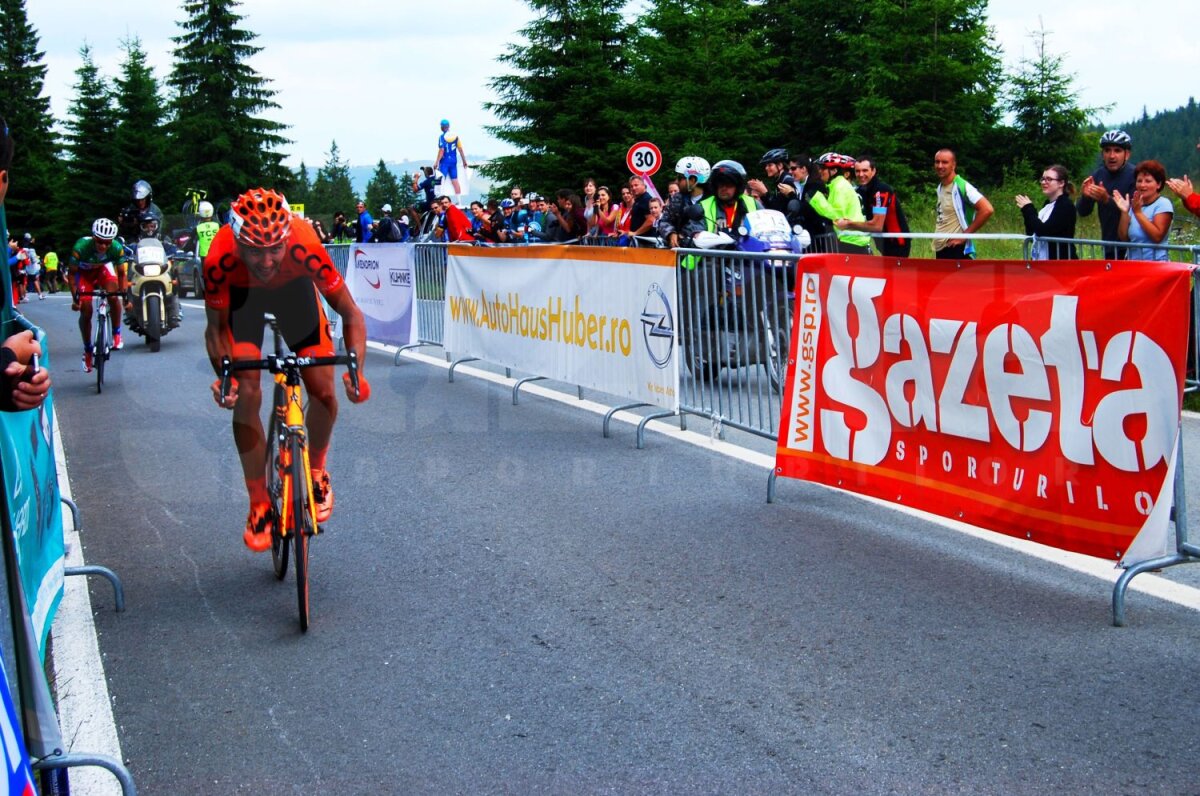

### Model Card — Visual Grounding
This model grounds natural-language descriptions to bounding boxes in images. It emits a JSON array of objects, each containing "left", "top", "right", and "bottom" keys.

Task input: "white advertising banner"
[
  {"left": 348, "top": 243, "right": 418, "bottom": 347},
  {"left": 444, "top": 245, "right": 679, "bottom": 410}
]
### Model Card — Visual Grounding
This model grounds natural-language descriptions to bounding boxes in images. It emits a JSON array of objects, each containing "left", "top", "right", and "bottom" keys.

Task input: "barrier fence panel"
[
  {"left": 675, "top": 248, "right": 800, "bottom": 440},
  {"left": 413, "top": 243, "right": 449, "bottom": 347}
]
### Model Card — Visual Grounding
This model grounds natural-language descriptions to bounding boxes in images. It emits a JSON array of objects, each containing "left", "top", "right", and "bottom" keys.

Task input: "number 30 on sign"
[{"left": 626, "top": 141, "right": 662, "bottom": 177}]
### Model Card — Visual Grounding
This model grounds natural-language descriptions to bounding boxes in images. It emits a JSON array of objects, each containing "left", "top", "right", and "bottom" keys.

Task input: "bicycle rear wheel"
[
  {"left": 290, "top": 435, "right": 313, "bottom": 632},
  {"left": 266, "top": 404, "right": 288, "bottom": 580},
  {"left": 95, "top": 312, "right": 108, "bottom": 393}
]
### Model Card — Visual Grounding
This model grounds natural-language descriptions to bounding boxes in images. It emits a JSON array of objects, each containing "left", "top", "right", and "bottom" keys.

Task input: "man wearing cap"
[
  {"left": 374, "top": 203, "right": 404, "bottom": 243},
  {"left": 355, "top": 199, "right": 374, "bottom": 243},
  {"left": 435, "top": 119, "right": 469, "bottom": 197}
]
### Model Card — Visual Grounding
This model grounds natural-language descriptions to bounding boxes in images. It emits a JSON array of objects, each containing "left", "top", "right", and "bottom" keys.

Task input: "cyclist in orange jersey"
[{"left": 203, "top": 188, "right": 371, "bottom": 552}]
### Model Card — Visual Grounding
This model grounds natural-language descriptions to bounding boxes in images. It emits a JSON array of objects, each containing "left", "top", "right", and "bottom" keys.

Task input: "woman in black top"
[{"left": 1016, "top": 164, "right": 1077, "bottom": 260}]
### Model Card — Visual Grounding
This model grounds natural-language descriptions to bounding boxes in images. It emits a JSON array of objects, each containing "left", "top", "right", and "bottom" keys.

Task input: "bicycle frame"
[
  {"left": 273, "top": 368, "right": 317, "bottom": 540},
  {"left": 218, "top": 314, "right": 359, "bottom": 631}
]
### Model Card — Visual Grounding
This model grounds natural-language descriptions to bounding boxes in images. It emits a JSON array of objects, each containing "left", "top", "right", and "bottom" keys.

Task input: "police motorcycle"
[
  {"left": 686, "top": 208, "right": 809, "bottom": 392},
  {"left": 124, "top": 213, "right": 181, "bottom": 352}
]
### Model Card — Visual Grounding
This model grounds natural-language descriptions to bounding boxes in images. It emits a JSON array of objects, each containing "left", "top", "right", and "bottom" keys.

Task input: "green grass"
[{"left": 901, "top": 176, "right": 1199, "bottom": 262}]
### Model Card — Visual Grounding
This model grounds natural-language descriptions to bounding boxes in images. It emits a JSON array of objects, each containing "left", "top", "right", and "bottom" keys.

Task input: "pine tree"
[
  {"left": 633, "top": 0, "right": 771, "bottom": 172},
  {"left": 365, "top": 160, "right": 402, "bottom": 214},
  {"left": 0, "top": 0, "right": 63, "bottom": 244},
  {"left": 753, "top": 0, "right": 865, "bottom": 159},
  {"left": 1005, "top": 24, "right": 1097, "bottom": 184},
  {"left": 166, "top": 0, "right": 290, "bottom": 210},
  {"left": 833, "top": 0, "right": 1004, "bottom": 194},
  {"left": 60, "top": 45, "right": 121, "bottom": 227},
  {"left": 308, "top": 141, "right": 355, "bottom": 217},
  {"left": 285, "top": 160, "right": 312, "bottom": 208},
  {"left": 113, "top": 37, "right": 169, "bottom": 209},
  {"left": 395, "top": 172, "right": 418, "bottom": 212},
  {"left": 484, "top": 0, "right": 635, "bottom": 192}
]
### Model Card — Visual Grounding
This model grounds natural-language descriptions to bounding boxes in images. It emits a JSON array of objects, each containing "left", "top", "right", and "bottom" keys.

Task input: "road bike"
[
  {"left": 219, "top": 315, "right": 359, "bottom": 632},
  {"left": 78, "top": 289, "right": 116, "bottom": 393},
  {"left": 181, "top": 187, "right": 207, "bottom": 224}
]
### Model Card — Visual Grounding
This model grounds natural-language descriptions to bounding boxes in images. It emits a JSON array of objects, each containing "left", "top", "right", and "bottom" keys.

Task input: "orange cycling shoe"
[
  {"left": 312, "top": 470, "right": 333, "bottom": 523},
  {"left": 243, "top": 503, "right": 274, "bottom": 552}
]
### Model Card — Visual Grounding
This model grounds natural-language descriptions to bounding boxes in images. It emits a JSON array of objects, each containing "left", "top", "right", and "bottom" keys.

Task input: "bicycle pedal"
[{"left": 314, "top": 524, "right": 325, "bottom": 536}]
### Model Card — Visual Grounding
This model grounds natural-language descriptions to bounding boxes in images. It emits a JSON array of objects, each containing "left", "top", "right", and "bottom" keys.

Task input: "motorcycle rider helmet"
[
  {"left": 91, "top": 218, "right": 118, "bottom": 241},
  {"left": 711, "top": 159, "right": 747, "bottom": 178},
  {"left": 675, "top": 156, "right": 711, "bottom": 184},
  {"left": 1099, "top": 129, "right": 1132, "bottom": 150},
  {"left": 229, "top": 188, "right": 292, "bottom": 248},
  {"left": 759, "top": 148, "right": 790, "bottom": 166},
  {"left": 138, "top": 210, "right": 161, "bottom": 238},
  {"left": 708, "top": 162, "right": 746, "bottom": 195},
  {"left": 198, "top": 200, "right": 214, "bottom": 219},
  {"left": 132, "top": 180, "right": 153, "bottom": 201}
]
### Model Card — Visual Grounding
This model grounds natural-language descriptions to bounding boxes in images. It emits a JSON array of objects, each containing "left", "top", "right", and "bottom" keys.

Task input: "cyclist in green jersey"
[{"left": 69, "top": 218, "right": 130, "bottom": 371}]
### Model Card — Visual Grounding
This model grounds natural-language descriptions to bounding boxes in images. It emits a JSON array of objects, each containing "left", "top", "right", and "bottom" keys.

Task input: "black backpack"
[{"left": 376, "top": 216, "right": 402, "bottom": 243}]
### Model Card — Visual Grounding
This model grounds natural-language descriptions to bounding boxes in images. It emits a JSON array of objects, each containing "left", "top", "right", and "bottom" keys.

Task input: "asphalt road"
[{"left": 23, "top": 293, "right": 1200, "bottom": 794}]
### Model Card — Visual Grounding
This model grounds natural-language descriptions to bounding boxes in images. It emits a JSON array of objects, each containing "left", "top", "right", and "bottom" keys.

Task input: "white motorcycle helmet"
[
  {"left": 198, "top": 201, "right": 214, "bottom": 220},
  {"left": 675, "top": 156, "right": 711, "bottom": 184}
]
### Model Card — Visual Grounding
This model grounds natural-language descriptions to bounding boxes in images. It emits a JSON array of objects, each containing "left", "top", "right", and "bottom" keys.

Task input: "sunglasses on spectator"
[{"left": 1039, "top": 176, "right": 1062, "bottom": 182}]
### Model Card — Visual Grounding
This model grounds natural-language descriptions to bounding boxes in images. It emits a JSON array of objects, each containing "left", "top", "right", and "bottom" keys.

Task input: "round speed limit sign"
[{"left": 626, "top": 141, "right": 662, "bottom": 177}]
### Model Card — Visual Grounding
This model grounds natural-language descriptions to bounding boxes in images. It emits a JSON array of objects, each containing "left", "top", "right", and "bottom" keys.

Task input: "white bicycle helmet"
[
  {"left": 91, "top": 218, "right": 118, "bottom": 240},
  {"left": 198, "top": 200, "right": 214, "bottom": 219},
  {"left": 1099, "top": 129, "right": 1132, "bottom": 150},
  {"left": 675, "top": 156, "right": 711, "bottom": 184}
]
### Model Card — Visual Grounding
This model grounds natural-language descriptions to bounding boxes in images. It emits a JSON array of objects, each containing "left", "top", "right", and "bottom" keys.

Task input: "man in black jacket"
[{"left": 1077, "top": 130, "right": 1135, "bottom": 259}]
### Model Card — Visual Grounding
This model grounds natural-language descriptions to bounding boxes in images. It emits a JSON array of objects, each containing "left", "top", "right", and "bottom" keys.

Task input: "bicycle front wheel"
[
  {"left": 290, "top": 435, "right": 313, "bottom": 632},
  {"left": 266, "top": 405, "right": 288, "bottom": 580},
  {"left": 95, "top": 312, "right": 108, "bottom": 393}
]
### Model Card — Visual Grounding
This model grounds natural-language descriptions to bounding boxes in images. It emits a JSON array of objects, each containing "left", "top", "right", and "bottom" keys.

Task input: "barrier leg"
[
  {"left": 394, "top": 343, "right": 422, "bottom": 366},
  {"left": 33, "top": 753, "right": 137, "bottom": 796},
  {"left": 65, "top": 565, "right": 125, "bottom": 612},
  {"left": 767, "top": 469, "right": 777, "bottom": 504},
  {"left": 636, "top": 410, "right": 677, "bottom": 450},
  {"left": 60, "top": 497, "right": 126, "bottom": 611},
  {"left": 603, "top": 402, "right": 651, "bottom": 438},
  {"left": 448, "top": 357, "right": 478, "bottom": 382},
  {"left": 512, "top": 376, "right": 546, "bottom": 405}
]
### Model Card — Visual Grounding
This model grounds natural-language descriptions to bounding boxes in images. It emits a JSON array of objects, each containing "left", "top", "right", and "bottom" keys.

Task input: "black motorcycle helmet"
[
  {"left": 760, "top": 148, "right": 789, "bottom": 166},
  {"left": 708, "top": 162, "right": 746, "bottom": 195},
  {"left": 138, "top": 208, "right": 161, "bottom": 238}
]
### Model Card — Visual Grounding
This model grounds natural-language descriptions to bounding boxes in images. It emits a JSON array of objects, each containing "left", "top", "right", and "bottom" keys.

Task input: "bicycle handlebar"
[
  {"left": 218, "top": 351, "right": 360, "bottom": 403},
  {"left": 77, "top": 290, "right": 119, "bottom": 298}
]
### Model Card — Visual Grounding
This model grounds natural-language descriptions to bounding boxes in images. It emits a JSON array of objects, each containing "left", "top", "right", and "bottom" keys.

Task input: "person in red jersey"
[{"left": 204, "top": 188, "right": 371, "bottom": 552}]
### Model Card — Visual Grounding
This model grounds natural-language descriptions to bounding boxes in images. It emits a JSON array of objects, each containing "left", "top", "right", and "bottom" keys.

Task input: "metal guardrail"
[
  {"left": 413, "top": 243, "right": 448, "bottom": 347},
  {"left": 363, "top": 233, "right": 1200, "bottom": 435},
  {"left": 675, "top": 247, "right": 798, "bottom": 441}
]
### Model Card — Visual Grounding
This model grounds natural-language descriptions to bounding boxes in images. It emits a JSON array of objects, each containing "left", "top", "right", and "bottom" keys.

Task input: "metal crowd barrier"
[
  {"left": 674, "top": 247, "right": 800, "bottom": 441},
  {"left": 359, "top": 232, "right": 1200, "bottom": 437},
  {"left": 412, "top": 243, "right": 449, "bottom": 347}
]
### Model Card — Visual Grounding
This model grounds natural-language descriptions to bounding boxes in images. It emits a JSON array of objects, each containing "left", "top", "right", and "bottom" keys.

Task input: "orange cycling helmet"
[{"left": 229, "top": 188, "right": 292, "bottom": 247}]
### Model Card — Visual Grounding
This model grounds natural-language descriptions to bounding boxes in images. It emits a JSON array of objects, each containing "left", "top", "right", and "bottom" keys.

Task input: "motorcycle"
[
  {"left": 684, "top": 209, "right": 810, "bottom": 392},
  {"left": 124, "top": 237, "right": 181, "bottom": 352}
]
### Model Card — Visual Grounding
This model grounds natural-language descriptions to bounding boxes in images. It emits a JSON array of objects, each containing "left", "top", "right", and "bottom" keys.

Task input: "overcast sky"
[{"left": 28, "top": 1, "right": 1199, "bottom": 170}]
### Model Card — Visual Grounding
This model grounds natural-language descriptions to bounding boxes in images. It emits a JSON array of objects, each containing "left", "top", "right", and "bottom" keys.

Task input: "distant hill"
[{"left": 1094, "top": 99, "right": 1200, "bottom": 176}]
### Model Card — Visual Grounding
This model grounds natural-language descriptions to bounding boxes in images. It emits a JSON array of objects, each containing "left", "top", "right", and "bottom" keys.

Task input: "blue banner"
[{"left": 0, "top": 207, "right": 65, "bottom": 659}]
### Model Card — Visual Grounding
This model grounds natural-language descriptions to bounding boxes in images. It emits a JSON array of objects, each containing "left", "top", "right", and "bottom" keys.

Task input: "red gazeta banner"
[{"left": 775, "top": 255, "right": 1193, "bottom": 560}]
